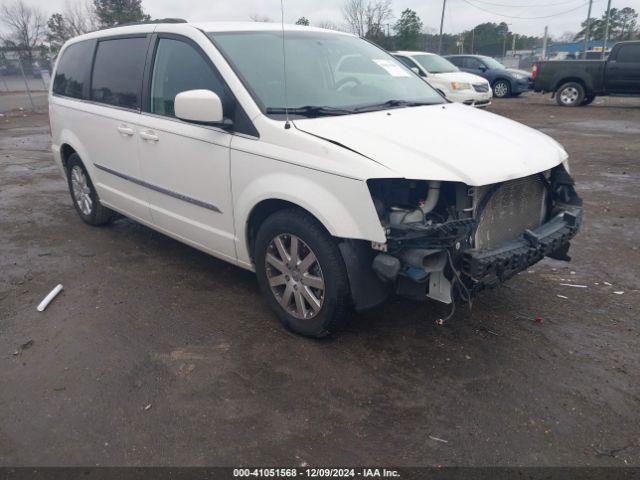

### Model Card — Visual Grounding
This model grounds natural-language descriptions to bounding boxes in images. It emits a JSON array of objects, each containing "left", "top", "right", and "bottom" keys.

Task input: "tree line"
[
  {"left": 0, "top": 0, "right": 149, "bottom": 74},
  {"left": 1, "top": 0, "right": 639, "bottom": 77}
]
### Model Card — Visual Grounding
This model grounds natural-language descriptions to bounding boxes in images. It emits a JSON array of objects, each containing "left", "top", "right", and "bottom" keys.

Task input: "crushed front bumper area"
[{"left": 463, "top": 207, "right": 582, "bottom": 287}]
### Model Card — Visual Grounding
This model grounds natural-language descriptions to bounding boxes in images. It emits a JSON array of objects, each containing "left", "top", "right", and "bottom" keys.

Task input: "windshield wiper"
[
  {"left": 266, "top": 105, "right": 355, "bottom": 117},
  {"left": 354, "top": 99, "right": 437, "bottom": 112}
]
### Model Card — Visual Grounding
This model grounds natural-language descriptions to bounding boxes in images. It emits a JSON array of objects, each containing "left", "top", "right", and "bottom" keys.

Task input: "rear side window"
[
  {"left": 448, "top": 57, "right": 462, "bottom": 67},
  {"left": 91, "top": 37, "right": 148, "bottom": 109},
  {"left": 616, "top": 44, "right": 640, "bottom": 63},
  {"left": 53, "top": 40, "right": 94, "bottom": 99},
  {"left": 150, "top": 38, "right": 230, "bottom": 117}
]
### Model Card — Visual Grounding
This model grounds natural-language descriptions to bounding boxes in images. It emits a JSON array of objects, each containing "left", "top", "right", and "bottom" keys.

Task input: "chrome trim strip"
[{"left": 94, "top": 163, "right": 222, "bottom": 213}]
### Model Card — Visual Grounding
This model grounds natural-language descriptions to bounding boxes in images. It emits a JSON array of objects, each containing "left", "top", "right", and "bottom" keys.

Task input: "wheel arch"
[
  {"left": 492, "top": 77, "right": 512, "bottom": 87},
  {"left": 246, "top": 199, "right": 327, "bottom": 262},
  {"left": 57, "top": 129, "right": 95, "bottom": 178},
  {"left": 234, "top": 172, "right": 386, "bottom": 267},
  {"left": 553, "top": 77, "right": 589, "bottom": 95}
]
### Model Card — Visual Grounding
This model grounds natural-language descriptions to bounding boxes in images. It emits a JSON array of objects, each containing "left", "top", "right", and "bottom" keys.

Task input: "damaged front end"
[{"left": 345, "top": 165, "right": 582, "bottom": 312}]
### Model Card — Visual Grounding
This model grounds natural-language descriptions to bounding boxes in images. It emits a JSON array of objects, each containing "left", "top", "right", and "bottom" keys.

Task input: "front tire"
[
  {"left": 254, "top": 208, "right": 352, "bottom": 338},
  {"left": 556, "top": 82, "right": 585, "bottom": 107},
  {"left": 66, "top": 153, "right": 113, "bottom": 226},
  {"left": 493, "top": 79, "right": 511, "bottom": 98}
]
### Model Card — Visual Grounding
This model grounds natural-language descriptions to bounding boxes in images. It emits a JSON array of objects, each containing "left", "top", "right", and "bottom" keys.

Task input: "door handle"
[
  {"left": 117, "top": 125, "right": 135, "bottom": 136},
  {"left": 139, "top": 130, "right": 159, "bottom": 142}
]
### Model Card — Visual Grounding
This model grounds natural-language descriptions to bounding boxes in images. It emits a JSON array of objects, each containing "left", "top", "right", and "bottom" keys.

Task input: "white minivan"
[
  {"left": 50, "top": 21, "right": 582, "bottom": 337},
  {"left": 392, "top": 51, "right": 492, "bottom": 107}
]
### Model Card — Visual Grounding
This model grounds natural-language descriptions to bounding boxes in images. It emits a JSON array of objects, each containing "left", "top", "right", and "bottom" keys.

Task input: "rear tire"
[
  {"left": 254, "top": 208, "right": 352, "bottom": 338},
  {"left": 492, "top": 79, "right": 511, "bottom": 98},
  {"left": 556, "top": 82, "right": 585, "bottom": 107},
  {"left": 66, "top": 153, "right": 113, "bottom": 226}
]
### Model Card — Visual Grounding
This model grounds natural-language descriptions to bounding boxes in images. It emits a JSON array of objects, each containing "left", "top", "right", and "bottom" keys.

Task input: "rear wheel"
[
  {"left": 492, "top": 79, "right": 511, "bottom": 98},
  {"left": 66, "top": 153, "right": 113, "bottom": 226},
  {"left": 556, "top": 82, "right": 585, "bottom": 107},
  {"left": 254, "top": 209, "right": 352, "bottom": 338}
]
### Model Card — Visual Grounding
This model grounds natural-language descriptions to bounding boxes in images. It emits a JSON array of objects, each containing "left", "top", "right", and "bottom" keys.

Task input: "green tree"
[
  {"left": 93, "top": 0, "right": 150, "bottom": 28},
  {"left": 46, "top": 13, "right": 72, "bottom": 52},
  {"left": 393, "top": 9, "right": 423, "bottom": 50},
  {"left": 295, "top": 17, "right": 310, "bottom": 26}
]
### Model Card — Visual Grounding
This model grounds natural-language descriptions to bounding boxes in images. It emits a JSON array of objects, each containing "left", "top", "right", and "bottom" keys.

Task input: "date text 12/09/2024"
[{"left": 233, "top": 468, "right": 401, "bottom": 478}]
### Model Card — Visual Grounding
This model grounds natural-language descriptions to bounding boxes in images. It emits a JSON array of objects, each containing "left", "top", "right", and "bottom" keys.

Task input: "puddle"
[{"left": 563, "top": 120, "right": 640, "bottom": 135}]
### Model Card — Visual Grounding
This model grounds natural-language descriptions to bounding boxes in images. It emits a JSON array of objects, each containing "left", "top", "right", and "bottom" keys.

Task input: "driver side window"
[
  {"left": 464, "top": 57, "right": 484, "bottom": 70},
  {"left": 150, "top": 38, "right": 231, "bottom": 118}
]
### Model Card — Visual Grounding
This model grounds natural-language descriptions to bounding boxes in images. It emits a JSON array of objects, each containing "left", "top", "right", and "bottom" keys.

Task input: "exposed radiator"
[{"left": 473, "top": 174, "right": 548, "bottom": 250}]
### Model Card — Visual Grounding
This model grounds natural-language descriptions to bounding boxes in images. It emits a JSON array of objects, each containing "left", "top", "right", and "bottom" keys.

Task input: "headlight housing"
[
  {"left": 513, "top": 73, "right": 528, "bottom": 80},
  {"left": 450, "top": 82, "right": 472, "bottom": 91}
]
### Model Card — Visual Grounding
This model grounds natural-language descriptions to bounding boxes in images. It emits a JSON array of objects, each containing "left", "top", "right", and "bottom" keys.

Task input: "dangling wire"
[{"left": 280, "top": 0, "right": 291, "bottom": 129}]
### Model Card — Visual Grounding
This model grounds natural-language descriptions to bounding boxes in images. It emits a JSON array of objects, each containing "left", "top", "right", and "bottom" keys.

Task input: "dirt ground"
[{"left": 0, "top": 94, "right": 639, "bottom": 467}]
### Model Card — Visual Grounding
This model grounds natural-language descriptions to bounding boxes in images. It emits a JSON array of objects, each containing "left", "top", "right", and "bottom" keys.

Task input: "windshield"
[
  {"left": 207, "top": 31, "right": 445, "bottom": 117},
  {"left": 412, "top": 54, "right": 458, "bottom": 74},
  {"left": 479, "top": 56, "right": 505, "bottom": 70}
]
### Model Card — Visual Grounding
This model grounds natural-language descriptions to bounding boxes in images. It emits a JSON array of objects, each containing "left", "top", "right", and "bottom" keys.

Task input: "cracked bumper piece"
[{"left": 462, "top": 207, "right": 582, "bottom": 286}]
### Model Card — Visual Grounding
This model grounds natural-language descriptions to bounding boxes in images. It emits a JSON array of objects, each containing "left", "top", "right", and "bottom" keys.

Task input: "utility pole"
[
  {"left": 582, "top": 0, "right": 594, "bottom": 58},
  {"left": 438, "top": 0, "right": 447, "bottom": 54},
  {"left": 602, "top": 0, "right": 613, "bottom": 59},
  {"left": 471, "top": 27, "right": 475, "bottom": 54},
  {"left": 512, "top": 33, "right": 517, "bottom": 54},
  {"left": 542, "top": 26, "right": 549, "bottom": 61}
]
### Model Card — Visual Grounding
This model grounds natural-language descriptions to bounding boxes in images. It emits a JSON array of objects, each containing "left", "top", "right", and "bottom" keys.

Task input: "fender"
[{"left": 232, "top": 166, "right": 386, "bottom": 267}]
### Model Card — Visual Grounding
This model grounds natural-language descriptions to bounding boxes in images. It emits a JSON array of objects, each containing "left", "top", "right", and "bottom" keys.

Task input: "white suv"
[
  {"left": 392, "top": 51, "right": 492, "bottom": 107},
  {"left": 50, "top": 21, "right": 582, "bottom": 337}
]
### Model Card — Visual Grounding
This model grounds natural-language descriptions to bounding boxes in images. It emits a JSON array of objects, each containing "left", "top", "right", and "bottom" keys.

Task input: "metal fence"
[{"left": 0, "top": 47, "right": 51, "bottom": 114}]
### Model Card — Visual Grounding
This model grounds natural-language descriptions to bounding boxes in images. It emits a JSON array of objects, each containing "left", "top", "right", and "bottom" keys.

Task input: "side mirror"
[
  {"left": 175, "top": 89, "right": 224, "bottom": 124},
  {"left": 479, "top": 66, "right": 487, "bottom": 72},
  {"left": 411, "top": 66, "right": 427, "bottom": 77}
]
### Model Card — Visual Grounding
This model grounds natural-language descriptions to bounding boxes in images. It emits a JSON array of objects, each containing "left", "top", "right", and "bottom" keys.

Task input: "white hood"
[{"left": 294, "top": 103, "right": 567, "bottom": 186}]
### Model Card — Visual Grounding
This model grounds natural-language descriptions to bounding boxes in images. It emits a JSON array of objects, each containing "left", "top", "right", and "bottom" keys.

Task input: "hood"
[
  {"left": 431, "top": 71, "right": 489, "bottom": 84},
  {"left": 507, "top": 68, "right": 532, "bottom": 78},
  {"left": 294, "top": 103, "right": 567, "bottom": 186}
]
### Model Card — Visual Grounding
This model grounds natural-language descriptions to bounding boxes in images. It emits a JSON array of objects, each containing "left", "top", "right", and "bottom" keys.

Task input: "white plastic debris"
[
  {"left": 144, "top": 404, "right": 152, "bottom": 411},
  {"left": 604, "top": 281, "right": 612, "bottom": 286},
  {"left": 559, "top": 283, "right": 587, "bottom": 288},
  {"left": 557, "top": 294, "right": 569, "bottom": 299},
  {"left": 429, "top": 435, "right": 449, "bottom": 444},
  {"left": 613, "top": 291, "right": 624, "bottom": 295},
  {"left": 37, "top": 284, "right": 63, "bottom": 312}
]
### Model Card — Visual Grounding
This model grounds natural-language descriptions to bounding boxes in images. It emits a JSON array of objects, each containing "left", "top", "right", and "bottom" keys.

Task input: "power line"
[
  {"left": 470, "top": 0, "right": 586, "bottom": 8},
  {"left": 459, "top": 0, "right": 598, "bottom": 20}
]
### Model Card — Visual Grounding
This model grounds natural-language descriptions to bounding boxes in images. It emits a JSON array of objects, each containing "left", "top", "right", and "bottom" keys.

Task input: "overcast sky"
[{"left": 11, "top": 0, "right": 640, "bottom": 38}]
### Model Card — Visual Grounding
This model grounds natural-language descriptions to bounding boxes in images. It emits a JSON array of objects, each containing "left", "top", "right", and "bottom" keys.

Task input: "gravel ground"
[{"left": 0, "top": 94, "right": 639, "bottom": 467}]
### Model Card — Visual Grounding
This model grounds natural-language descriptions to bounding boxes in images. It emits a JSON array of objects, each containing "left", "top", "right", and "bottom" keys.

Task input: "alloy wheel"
[
  {"left": 560, "top": 87, "right": 579, "bottom": 105},
  {"left": 70, "top": 165, "right": 93, "bottom": 216},
  {"left": 264, "top": 234, "right": 325, "bottom": 320},
  {"left": 494, "top": 81, "right": 509, "bottom": 98}
]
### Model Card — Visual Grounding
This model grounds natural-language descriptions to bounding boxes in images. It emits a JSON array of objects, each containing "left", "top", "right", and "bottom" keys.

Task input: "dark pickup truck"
[{"left": 533, "top": 41, "right": 640, "bottom": 106}]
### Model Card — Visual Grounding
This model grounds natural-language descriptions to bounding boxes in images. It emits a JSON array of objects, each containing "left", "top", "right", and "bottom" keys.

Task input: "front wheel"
[
  {"left": 556, "top": 82, "right": 585, "bottom": 107},
  {"left": 493, "top": 79, "right": 511, "bottom": 98},
  {"left": 254, "top": 209, "right": 352, "bottom": 338}
]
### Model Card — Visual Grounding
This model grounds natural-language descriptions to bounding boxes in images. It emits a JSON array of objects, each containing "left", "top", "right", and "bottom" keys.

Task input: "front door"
[
  {"left": 137, "top": 35, "right": 236, "bottom": 262},
  {"left": 605, "top": 43, "right": 640, "bottom": 94}
]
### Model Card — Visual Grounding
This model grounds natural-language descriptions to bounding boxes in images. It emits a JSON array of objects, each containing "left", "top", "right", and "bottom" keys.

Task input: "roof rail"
[{"left": 100, "top": 18, "right": 188, "bottom": 30}]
